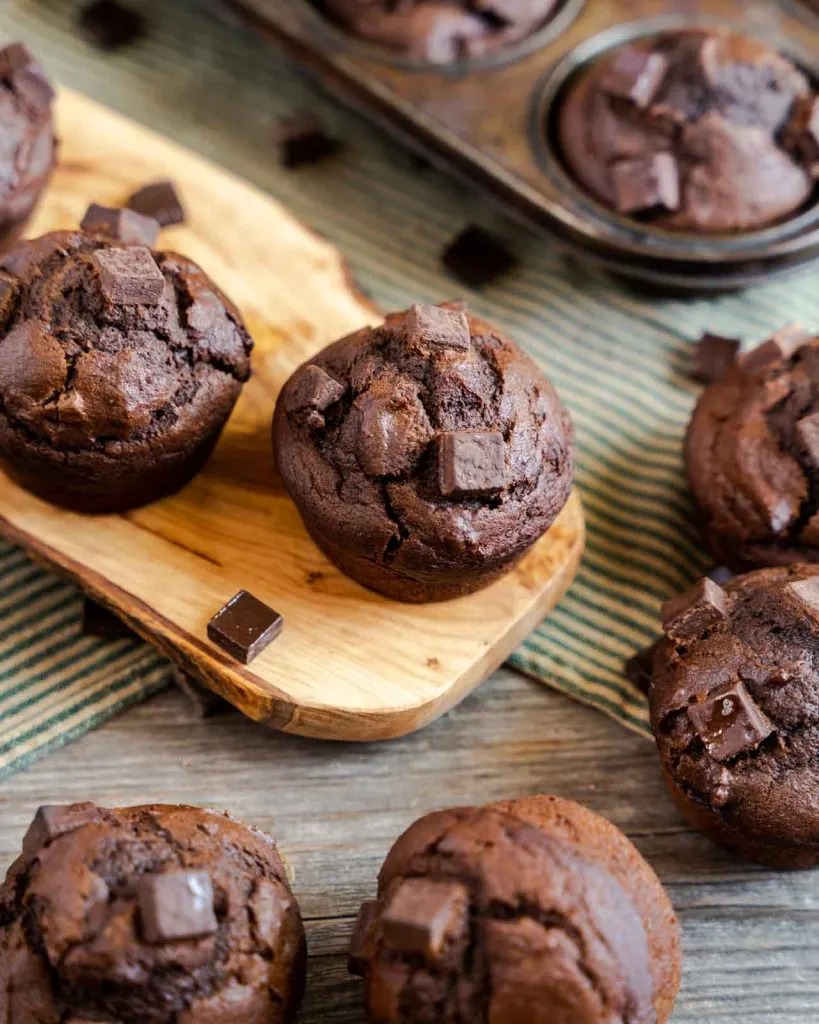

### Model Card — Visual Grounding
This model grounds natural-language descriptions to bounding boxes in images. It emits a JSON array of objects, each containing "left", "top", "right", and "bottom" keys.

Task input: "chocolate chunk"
[
  {"left": 275, "top": 112, "right": 340, "bottom": 169},
  {"left": 601, "top": 47, "right": 669, "bottom": 108},
  {"left": 741, "top": 325, "right": 811, "bottom": 375},
  {"left": 348, "top": 900, "right": 379, "bottom": 976},
  {"left": 82, "top": 598, "right": 137, "bottom": 641},
  {"left": 284, "top": 365, "right": 345, "bottom": 430},
  {"left": 81, "top": 204, "right": 160, "bottom": 247},
  {"left": 442, "top": 227, "right": 517, "bottom": 289},
  {"left": 381, "top": 879, "right": 467, "bottom": 963},
  {"left": 796, "top": 412, "right": 819, "bottom": 469},
  {"left": 170, "top": 668, "right": 228, "bottom": 718},
  {"left": 137, "top": 870, "right": 218, "bottom": 944},
  {"left": 624, "top": 639, "right": 660, "bottom": 695},
  {"left": 92, "top": 246, "right": 165, "bottom": 305},
  {"left": 78, "top": 0, "right": 146, "bottom": 51},
  {"left": 248, "top": 878, "right": 291, "bottom": 946},
  {"left": 403, "top": 303, "right": 470, "bottom": 351},
  {"left": 207, "top": 590, "right": 283, "bottom": 665},
  {"left": 783, "top": 576, "right": 819, "bottom": 623},
  {"left": 610, "top": 153, "right": 680, "bottom": 214},
  {"left": 687, "top": 681, "right": 774, "bottom": 761},
  {"left": 22, "top": 803, "right": 101, "bottom": 860},
  {"left": 127, "top": 180, "right": 185, "bottom": 227},
  {"left": 0, "top": 43, "right": 55, "bottom": 114},
  {"left": 691, "top": 332, "right": 740, "bottom": 384},
  {"left": 662, "top": 577, "right": 727, "bottom": 641},
  {"left": 438, "top": 429, "right": 505, "bottom": 499}
]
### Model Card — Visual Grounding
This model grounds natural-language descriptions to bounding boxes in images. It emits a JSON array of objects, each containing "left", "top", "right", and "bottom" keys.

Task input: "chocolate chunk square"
[
  {"left": 92, "top": 246, "right": 164, "bottom": 305},
  {"left": 81, "top": 204, "right": 160, "bottom": 247},
  {"left": 601, "top": 47, "right": 669, "bottom": 108},
  {"left": 783, "top": 576, "right": 819, "bottom": 623},
  {"left": 284, "top": 364, "right": 345, "bottom": 417},
  {"left": 348, "top": 900, "right": 379, "bottom": 976},
  {"left": 796, "top": 412, "right": 819, "bottom": 469},
  {"left": 404, "top": 303, "right": 470, "bottom": 351},
  {"left": 662, "top": 577, "right": 727, "bottom": 641},
  {"left": 687, "top": 681, "right": 774, "bottom": 761},
  {"left": 442, "top": 227, "right": 517, "bottom": 289},
  {"left": 138, "top": 870, "right": 217, "bottom": 944},
  {"left": 0, "top": 43, "right": 54, "bottom": 113},
  {"left": 127, "top": 180, "right": 185, "bottom": 227},
  {"left": 741, "top": 325, "right": 811, "bottom": 375},
  {"left": 438, "top": 430, "right": 505, "bottom": 499},
  {"left": 22, "top": 803, "right": 101, "bottom": 860},
  {"left": 207, "top": 591, "right": 283, "bottom": 665},
  {"left": 78, "top": 0, "right": 146, "bottom": 51},
  {"left": 610, "top": 153, "right": 680, "bottom": 214},
  {"left": 381, "top": 879, "right": 467, "bottom": 963},
  {"left": 691, "top": 332, "right": 740, "bottom": 384},
  {"left": 82, "top": 598, "right": 137, "bottom": 641},
  {"left": 275, "top": 112, "right": 341, "bottom": 169}
]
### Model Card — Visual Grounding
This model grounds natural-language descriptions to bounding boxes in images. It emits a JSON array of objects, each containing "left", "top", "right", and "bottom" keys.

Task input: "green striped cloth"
[{"left": 3, "top": 0, "right": 819, "bottom": 775}]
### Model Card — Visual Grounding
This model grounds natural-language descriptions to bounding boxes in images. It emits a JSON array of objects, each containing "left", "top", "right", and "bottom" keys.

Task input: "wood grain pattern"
[{"left": 0, "top": 89, "right": 584, "bottom": 742}]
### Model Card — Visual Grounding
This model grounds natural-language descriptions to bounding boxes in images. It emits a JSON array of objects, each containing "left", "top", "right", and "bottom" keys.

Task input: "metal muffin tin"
[{"left": 223, "top": 0, "right": 819, "bottom": 291}]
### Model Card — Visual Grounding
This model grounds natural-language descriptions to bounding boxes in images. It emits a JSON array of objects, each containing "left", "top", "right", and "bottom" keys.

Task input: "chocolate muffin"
[
  {"left": 0, "top": 226, "right": 252, "bottom": 513},
  {"left": 685, "top": 326, "right": 819, "bottom": 570},
  {"left": 314, "top": 0, "right": 560, "bottom": 64},
  {"left": 0, "top": 803, "right": 306, "bottom": 1022},
  {"left": 651, "top": 568, "right": 819, "bottom": 868},
  {"left": 349, "top": 800, "right": 680, "bottom": 1023},
  {"left": 273, "top": 303, "right": 573, "bottom": 602},
  {"left": 0, "top": 43, "right": 57, "bottom": 254},
  {"left": 558, "top": 29, "right": 819, "bottom": 233}
]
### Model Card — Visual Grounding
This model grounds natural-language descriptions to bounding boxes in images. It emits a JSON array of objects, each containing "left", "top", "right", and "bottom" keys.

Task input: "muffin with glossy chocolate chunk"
[
  {"left": 685, "top": 326, "right": 819, "bottom": 569},
  {"left": 349, "top": 798, "right": 681, "bottom": 1023},
  {"left": 315, "top": 0, "right": 560, "bottom": 64},
  {"left": 0, "top": 803, "right": 306, "bottom": 1022},
  {"left": 558, "top": 28, "right": 818, "bottom": 233},
  {"left": 652, "top": 568, "right": 819, "bottom": 867},
  {"left": 0, "top": 43, "right": 57, "bottom": 253},
  {"left": 273, "top": 302, "right": 573, "bottom": 602},
  {"left": 0, "top": 217, "right": 252, "bottom": 513}
]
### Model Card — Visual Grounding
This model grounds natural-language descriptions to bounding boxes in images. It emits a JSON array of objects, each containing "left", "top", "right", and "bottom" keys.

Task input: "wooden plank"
[{"left": 0, "top": 88, "right": 584, "bottom": 742}]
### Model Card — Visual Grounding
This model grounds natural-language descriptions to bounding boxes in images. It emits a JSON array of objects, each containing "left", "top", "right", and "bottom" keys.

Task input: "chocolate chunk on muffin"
[
  {"left": 314, "top": 0, "right": 560, "bottom": 64},
  {"left": 684, "top": 326, "right": 819, "bottom": 570},
  {"left": 651, "top": 567, "right": 819, "bottom": 867},
  {"left": 0, "top": 803, "right": 306, "bottom": 1022},
  {"left": 349, "top": 799, "right": 680, "bottom": 1023},
  {"left": 273, "top": 303, "right": 573, "bottom": 602},
  {"left": 558, "top": 29, "right": 817, "bottom": 233},
  {"left": 0, "top": 223, "right": 252, "bottom": 512},
  {"left": 0, "top": 43, "right": 57, "bottom": 253}
]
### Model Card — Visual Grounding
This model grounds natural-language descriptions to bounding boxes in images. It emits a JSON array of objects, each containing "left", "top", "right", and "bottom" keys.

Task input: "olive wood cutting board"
[{"left": 0, "top": 89, "right": 585, "bottom": 741}]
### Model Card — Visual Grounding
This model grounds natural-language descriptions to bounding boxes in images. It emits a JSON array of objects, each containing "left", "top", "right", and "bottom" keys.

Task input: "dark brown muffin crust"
[
  {"left": 651, "top": 567, "right": 819, "bottom": 867},
  {"left": 685, "top": 327, "right": 819, "bottom": 570},
  {"left": 273, "top": 303, "right": 573, "bottom": 602},
  {"left": 349, "top": 805, "right": 657, "bottom": 1023},
  {"left": 558, "top": 29, "right": 817, "bottom": 233},
  {"left": 0, "top": 43, "right": 57, "bottom": 253},
  {"left": 0, "top": 230, "right": 252, "bottom": 513},
  {"left": 314, "top": 0, "right": 560, "bottom": 64},
  {"left": 0, "top": 803, "right": 306, "bottom": 1023}
]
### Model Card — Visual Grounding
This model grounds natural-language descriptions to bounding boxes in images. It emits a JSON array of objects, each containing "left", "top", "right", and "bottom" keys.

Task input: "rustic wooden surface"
[{"left": 1, "top": 1, "right": 819, "bottom": 1021}]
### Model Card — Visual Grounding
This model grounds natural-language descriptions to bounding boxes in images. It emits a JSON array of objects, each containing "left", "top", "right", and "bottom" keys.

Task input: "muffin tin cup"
[{"left": 223, "top": 0, "right": 819, "bottom": 292}]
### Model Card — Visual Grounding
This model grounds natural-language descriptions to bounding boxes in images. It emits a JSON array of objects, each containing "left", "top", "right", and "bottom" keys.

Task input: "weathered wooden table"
[{"left": 2, "top": 1, "right": 819, "bottom": 1021}]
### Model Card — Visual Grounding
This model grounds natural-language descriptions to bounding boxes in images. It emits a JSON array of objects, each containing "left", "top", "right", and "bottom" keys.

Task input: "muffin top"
[
  {"left": 0, "top": 43, "right": 56, "bottom": 216},
  {"left": 558, "top": 28, "right": 818, "bottom": 233},
  {"left": 0, "top": 230, "right": 252, "bottom": 454},
  {"left": 685, "top": 327, "right": 819, "bottom": 569},
  {"left": 274, "top": 303, "right": 573, "bottom": 588},
  {"left": 315, "top": 0, "right": 560, "bottom": 63},
  {"left": 0, "top": 803, "right": 305, "bottom": 1023},
  {"left": 351, "top": 806, "right": 655, "bottom": 1024},
  {"left": 651, "top": 567, "right": 819, "bottom": 859}
]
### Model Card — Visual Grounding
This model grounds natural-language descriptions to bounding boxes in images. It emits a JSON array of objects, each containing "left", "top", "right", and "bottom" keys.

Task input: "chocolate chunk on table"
[
  {"left": 207, "top": 591, "right": 283, "bottom": 664},
  {"left": 81, "top": 203, "right": 160, "bottom": 247},
  {"left": 437, "top": 430, "right": 505, "bottom": 499},
  {"left": 662, "top": 577, "right": 727, "bottom": 641},
  {"left": 92, "top": 246, "right": 165, "bottom": 305},
  {"left": 691, "top": 332, "right": 740, "bottom": 384},
  {"left": 77, "top": 0, "right": 147, "bottom": 51},
  {"left": 127, "top": 180, "right": 185, "bottom": 227},
  {"left": 275, "top": 112, "right": 341, "bottom": 169},
  {"left": 82, "top": 598, "right": 137, "bottom": 641},
  {"left": 138, "top": 870, "right": 218, "bottom": 944},
  {"left": 381, "top": 878, "right": 467, "bottom": 964},
  {"left": 687, "top": 680, "right": 774, "bottom": 761},
  {"left": 442, "top": 226, "right": 517, "bottom": 289},
  {"left": 22, "top": 803, "right": 101, "bottom": 861},
  {"left": 404, "top": 302, "right": 470, "bottom": 350}
]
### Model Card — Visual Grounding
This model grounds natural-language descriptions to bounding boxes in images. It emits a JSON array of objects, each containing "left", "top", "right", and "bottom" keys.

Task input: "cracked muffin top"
[
  {"left": 314, "top": 0, "right": 561, "bottom": 64},
  {"left": 558, "top": 29, "right": 818, "bottom": 233},
  {"left": 685, "top": 327, "right": 819, "bottom": 570},
  {"left": 273, "top": 303, "right": 573, "bottom": 602},
  {"left": 348, "top": 805, "right": 656, "bottom": 1024},
  {"left": 651, "top": 567, "right": 819, "bottom": 866},
  {"left": 0, "top": 803, "right": 306, "bottom": 1023}
]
